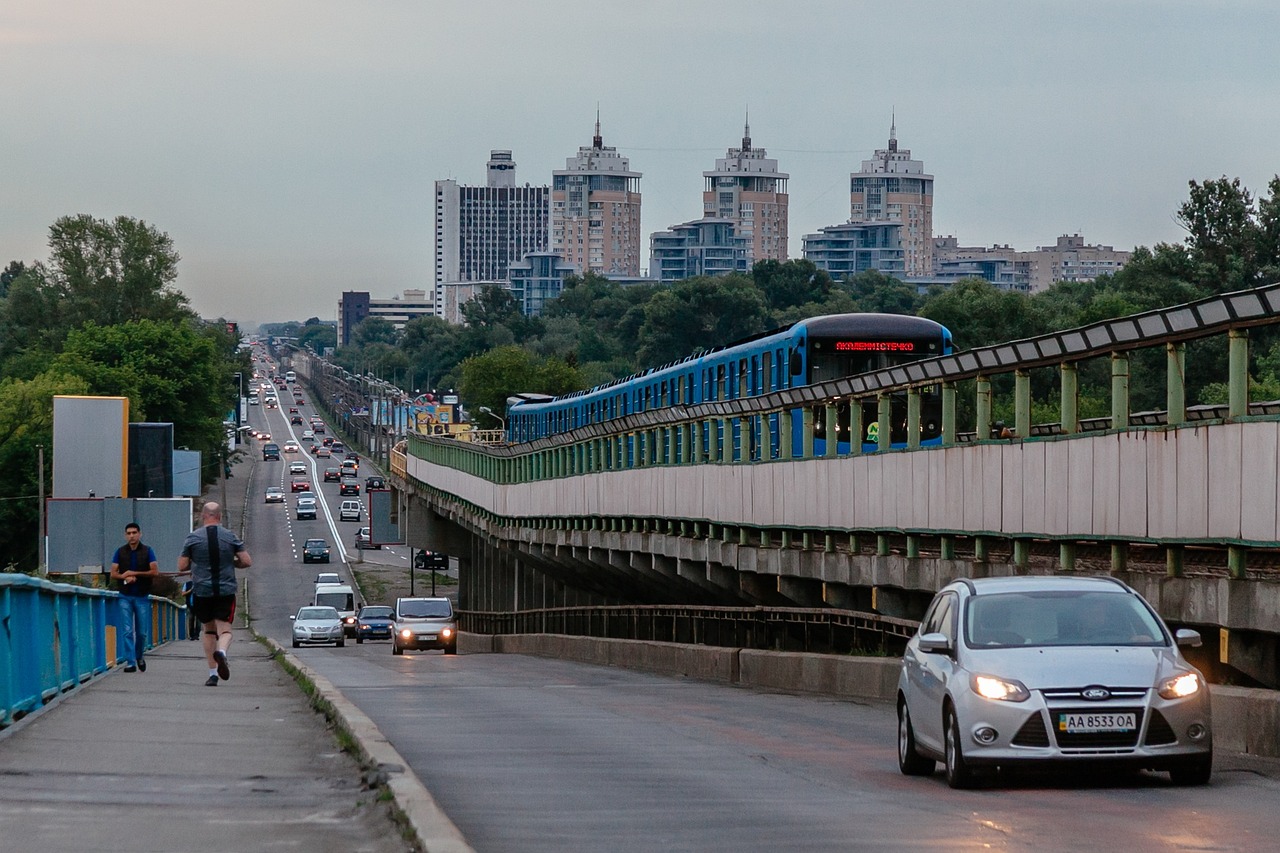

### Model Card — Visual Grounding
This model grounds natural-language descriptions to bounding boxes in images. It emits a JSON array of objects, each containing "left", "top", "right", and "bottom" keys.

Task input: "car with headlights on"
[
  {"left": 263, "top": 486, "right": 285, "bottom": 503},
  {"left": 392, "top": 597, "right": 458, "bottom": 655},
  {"left": 301, "top": 538, "right": 330, "bottom": 564},
  {"left": 290, "top": 606, "right": 345, "bottom": 648},
  {"left": 356, "top": 605, "right": 395, "bottom": 644},
  {"left": 897, "top": 576, "right": 1212, "bottom": 788}
]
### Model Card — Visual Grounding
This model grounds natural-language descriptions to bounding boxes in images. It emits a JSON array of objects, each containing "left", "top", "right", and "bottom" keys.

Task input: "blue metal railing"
[{"left": 1, "top": 574, "right": 188, "bottom": 728}]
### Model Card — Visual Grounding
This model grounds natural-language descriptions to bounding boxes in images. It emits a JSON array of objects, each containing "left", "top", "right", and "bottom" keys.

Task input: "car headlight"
[
  {"left": 400, "top": 628, "right": 413, "bottom": 638},
  {"left": 971, "top": 674, "right": 1030, "bottom": 702},
  {"left": 441, "top": 627, "right": 453, "bottom": 638},
  {"left": 1157, "top": 671, "right": 1201, "bottom": 699},
  {"left": 343, "top": 616, "right": 356, "bottom": 624}
]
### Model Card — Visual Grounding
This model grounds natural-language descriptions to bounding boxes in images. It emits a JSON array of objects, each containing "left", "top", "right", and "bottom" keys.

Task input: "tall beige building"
[
  {"left": 849, "top": 121, "right": 934, "bottom": 276},
  {"left": 702, "top": 118, "right": 788, "bottom": 263},
  {"left": 552, "top": 117, "right": 642, "bottom": 276}
]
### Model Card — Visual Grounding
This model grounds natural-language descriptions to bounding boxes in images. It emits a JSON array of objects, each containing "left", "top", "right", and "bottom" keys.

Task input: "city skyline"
[{"left": 2, "top": 2, "right": 1277, "bottom": 325}]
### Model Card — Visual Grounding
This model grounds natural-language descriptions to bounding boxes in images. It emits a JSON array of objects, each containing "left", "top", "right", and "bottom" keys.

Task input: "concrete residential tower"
[
  {"left": 849, "top": 119, "right": 934, "bottom": 276},
  {"left": 434, "top": 150, "right": 549, "bottom": 315},
  {"left": 702, "top": 116, "right": 789, "bottom": 263},
  {"left": 552, "top": 115, "right": 642, "bottom": 276}
]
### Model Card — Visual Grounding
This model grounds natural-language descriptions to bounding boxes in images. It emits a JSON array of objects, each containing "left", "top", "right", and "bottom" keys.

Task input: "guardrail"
[
  {"left": 1, "top": 574, "right": 188, "bottom": 728},
  {"left": 459, "top": 604, "right": 919, "bottom": 655}
]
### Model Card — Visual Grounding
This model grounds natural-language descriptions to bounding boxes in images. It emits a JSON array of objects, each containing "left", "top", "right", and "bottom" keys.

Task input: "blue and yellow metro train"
[{"left": 506, "top": 313, "right": 954, "bottom": 457}]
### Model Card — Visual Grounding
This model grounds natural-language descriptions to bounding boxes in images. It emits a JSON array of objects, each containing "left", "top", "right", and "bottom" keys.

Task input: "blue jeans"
[{"left": 118, "top": 595, "right": 152, "bottom": 665}]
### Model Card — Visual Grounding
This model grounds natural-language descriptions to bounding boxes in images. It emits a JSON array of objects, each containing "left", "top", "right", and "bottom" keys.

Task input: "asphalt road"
[{"left": 240, "top": 401, "right": 1280, "bottom": 853}]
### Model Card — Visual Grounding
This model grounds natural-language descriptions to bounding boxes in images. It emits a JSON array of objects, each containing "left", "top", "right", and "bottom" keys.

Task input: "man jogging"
[
  {"left": 177, "top": 502, "right": 252, "bottom": 686},
  {"left": 109, "top": 522, "right": 159, "bottom": 673}
]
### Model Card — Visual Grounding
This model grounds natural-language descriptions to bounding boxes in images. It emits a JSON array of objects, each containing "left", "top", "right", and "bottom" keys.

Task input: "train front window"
[{"left": 807, "top": 336, "right": 939, "bottom": 383}]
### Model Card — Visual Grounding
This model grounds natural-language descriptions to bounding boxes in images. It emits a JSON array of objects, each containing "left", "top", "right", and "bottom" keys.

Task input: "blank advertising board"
[
  {"left": 368, "top": 488, "right": 401, "bottom": 545},
  {"left": 47, "top": 496, "right": 193, "bottom": 574},
  {"left": 53, "top": 396, "right": 128, "bottom": 498}
]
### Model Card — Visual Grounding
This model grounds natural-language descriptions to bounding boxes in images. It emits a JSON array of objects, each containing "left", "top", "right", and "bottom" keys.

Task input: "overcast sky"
[{"left": 3, "top": 1, "right": 1277, "bottom": 328}]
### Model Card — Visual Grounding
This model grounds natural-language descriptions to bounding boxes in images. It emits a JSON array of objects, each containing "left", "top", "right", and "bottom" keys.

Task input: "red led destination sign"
[{"left": 833, "top": 340, "right": 917, "bottom": 352}]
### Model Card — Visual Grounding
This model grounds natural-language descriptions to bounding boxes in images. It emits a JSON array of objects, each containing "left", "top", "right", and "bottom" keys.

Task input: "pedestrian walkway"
[{"left": 0, "top": 627, "right": 411, "bottom": 853}]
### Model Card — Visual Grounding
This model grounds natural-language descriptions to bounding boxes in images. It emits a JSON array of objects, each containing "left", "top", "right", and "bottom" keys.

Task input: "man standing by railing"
[{"left": 110, "top": 522, "right": 159, "bottom": 673}]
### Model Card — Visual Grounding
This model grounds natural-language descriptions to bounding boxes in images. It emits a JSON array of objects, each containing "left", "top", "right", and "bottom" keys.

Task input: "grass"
[{"left": 353, "top": 570, "right": 390, "bottom": 601}]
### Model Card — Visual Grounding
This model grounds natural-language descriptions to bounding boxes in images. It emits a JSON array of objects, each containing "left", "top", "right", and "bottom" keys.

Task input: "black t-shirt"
[{"left": 113, "top": 543, "right": 157, "bottom": 597}]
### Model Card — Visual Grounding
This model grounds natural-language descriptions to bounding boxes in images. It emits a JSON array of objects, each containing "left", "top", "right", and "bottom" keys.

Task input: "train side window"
[{"left": 789, "top": 345, "right": 804, "bottom": 377}]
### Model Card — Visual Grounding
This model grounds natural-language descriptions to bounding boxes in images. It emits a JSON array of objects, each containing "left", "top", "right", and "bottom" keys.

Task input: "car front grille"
[
  {"left": 1012, "top": 714, "right": 1051, "bottom": 747},
  {"left": 1042, "top": 686, "right": 1148, "bottom": 701},
  {"left": 1144, "top": 709, "right": 1177, "bottom": 746}
]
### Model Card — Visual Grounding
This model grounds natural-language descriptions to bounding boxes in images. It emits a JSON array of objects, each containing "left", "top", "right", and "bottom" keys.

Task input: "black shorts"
[{"left": 193, "top": 594, "right": 236, "bottom": 625}]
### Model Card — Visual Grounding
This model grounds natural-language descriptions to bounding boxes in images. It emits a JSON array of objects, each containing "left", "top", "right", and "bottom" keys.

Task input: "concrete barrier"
[{"left": 466, "top": 633, "right": 1280, "bottom": 758}]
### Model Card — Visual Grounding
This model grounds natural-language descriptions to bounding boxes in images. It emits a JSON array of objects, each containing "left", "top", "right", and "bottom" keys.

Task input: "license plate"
[
  {"left": 419, "top": 634, "right": 437, "bottom": 641},
  {"left": 1058, "top": 713, "right": 1135, "bottom": 733}
]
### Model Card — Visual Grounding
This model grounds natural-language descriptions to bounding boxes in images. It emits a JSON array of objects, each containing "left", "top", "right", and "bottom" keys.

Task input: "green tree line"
[{"left": 1, "top": 214, "right": 247, "bottom": 572}]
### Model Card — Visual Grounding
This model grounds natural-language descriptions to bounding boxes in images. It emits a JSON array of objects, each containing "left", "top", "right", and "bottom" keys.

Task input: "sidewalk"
[{"left": 0, "top": 627, "right": 413, "bottom": 853}]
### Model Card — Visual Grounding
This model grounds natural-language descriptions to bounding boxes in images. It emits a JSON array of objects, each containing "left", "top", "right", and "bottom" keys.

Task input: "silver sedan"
[
  {"left": 897, "top": 575, "right": 1212, "bottom": 787},
  {"left": 290, "top": 606, "right": 346, "bottom": 648}
]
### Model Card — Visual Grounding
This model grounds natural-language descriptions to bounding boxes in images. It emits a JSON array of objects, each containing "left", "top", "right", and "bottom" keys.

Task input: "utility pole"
[{"left": 37, "top": 444, "right": 45, "bottom": 575}]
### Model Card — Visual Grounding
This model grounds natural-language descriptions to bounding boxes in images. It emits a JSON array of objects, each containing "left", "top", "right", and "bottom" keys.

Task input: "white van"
[
  {"left": 339, "top": 500, "right": 361, "bottom": 522},
  {"left": 313, "top": 584, "right": 357, "bottom": 635}
]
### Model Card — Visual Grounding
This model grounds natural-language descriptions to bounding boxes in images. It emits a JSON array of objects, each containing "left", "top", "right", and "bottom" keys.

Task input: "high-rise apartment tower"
[
  {"left": 849, "top": 120, "right": 934, "bottom": 276},
  {"left": 551, "top": 116, "right": 642, "bottom": 276},
  {"left": 434, "top": 150, "right": 549, "bottom": 314},
  {"left": 702, "top": 117, "right": 788, "bottom": 263}
]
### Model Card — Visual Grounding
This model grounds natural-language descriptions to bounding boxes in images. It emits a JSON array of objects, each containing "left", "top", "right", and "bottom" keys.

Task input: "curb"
[{"left": 259, "top": 635, "right": 475, "bottom": 853}]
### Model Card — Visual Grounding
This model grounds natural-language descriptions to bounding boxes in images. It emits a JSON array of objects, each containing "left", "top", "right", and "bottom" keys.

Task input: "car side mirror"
[
  {"left": 289, "top": 616, "right": 296, "bottom": 621},
  {"left": 1175, "top": 628, "right": 1202, "bottom": 648},
  {"left": 918, "top": 632, "right": 952, "bottom": 654}
]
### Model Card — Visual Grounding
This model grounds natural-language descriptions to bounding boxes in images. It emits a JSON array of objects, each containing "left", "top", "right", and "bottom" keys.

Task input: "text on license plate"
[
  {"left": 1058, "top": 713, "right": 1135, "bottom": 733},
  {"left": 419, "top": 634, "right": 437, "bottom": 641}
]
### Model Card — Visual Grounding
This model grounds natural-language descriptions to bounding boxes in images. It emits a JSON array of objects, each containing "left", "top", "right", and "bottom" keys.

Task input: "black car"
[
  {"left": 339, "top": 480, "right": 360, "bottom": 496},
  {"left": 365, "top": 476, "right": 385, "bottom": 490},
  {"left": 302, "top": 538, "right": 331, "bottom": 564},
  {"left": 262, "top": 443, "right": 280, "bottom": 461},
  {"left": 323, "top": 467, "right": 342, "bottom": 482},
  {"left": 290, "top": 415, "right": 303, "bottom": 425}
]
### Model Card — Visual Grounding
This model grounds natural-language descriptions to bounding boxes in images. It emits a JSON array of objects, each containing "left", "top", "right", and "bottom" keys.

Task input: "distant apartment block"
[
  {"left": 801, "top": 221, "right": 905, "bottom": 278},
  {"left": 338, "top": 290, "right": 434, "bottom": 346},
  {"left": 508, "top": 252, "right": 579, "bottom": 317},
  {"left": 552, "top": 117, "right": 642, "bottom": 276},
  {"left": 702, "top": 118, "right": 788, "bottom": 264},
  {"left": 434, "top": 150, "right": 549, "bottom": 315},
  {"left": 650, "top": 218, "right": 750, "bottom": 283},
  {"left": 932, "top": 233, "right": 1130, "bottom": 292},
  {"left": 850, "top": 121, "right": 933, "bottom": 277}
]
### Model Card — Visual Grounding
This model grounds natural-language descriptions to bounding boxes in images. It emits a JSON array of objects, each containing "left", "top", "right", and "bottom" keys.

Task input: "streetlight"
[{"left": 477, "top": 406, "right": 506, "bottom": 433}]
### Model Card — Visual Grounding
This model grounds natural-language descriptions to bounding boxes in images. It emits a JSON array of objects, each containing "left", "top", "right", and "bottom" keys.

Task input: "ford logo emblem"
[{"left": 1082, "top": 687, "right": 1111, "bottom": 701}]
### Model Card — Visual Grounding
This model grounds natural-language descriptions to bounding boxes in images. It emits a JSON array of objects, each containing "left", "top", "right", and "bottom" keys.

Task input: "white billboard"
[{"left": 53, "top": 396, "right": 128, "bottom": 498}]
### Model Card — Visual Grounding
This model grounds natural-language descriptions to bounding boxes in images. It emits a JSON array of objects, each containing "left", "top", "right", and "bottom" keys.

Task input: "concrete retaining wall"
[{"left": 461, "top": 632, "right": 1280, "bottom": 759}]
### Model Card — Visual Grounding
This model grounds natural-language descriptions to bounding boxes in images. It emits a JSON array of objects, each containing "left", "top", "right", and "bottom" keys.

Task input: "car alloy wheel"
[
  {"left": 898, "top": 702, "right": 936, "bottom": 776},
  {"left": 944, "top": 708, "right": 976, "bottom": 789}
]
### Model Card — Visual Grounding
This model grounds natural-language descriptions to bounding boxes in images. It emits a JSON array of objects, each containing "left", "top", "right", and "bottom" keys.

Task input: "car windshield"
[
  {"left": 299, "top": 607, "right": 338, "bottom": 620},
  {"left": 399, "top": 600, "right": 453, "bottom": 619},
  {"left": 965, "top": 590, "right": 1167, "bottom": 648},
  {"left": 360, "top": 607, "right": 394, "bottom": 619},
  {"left": 305, "top": 540, "right": 327, "bottom": 548}
]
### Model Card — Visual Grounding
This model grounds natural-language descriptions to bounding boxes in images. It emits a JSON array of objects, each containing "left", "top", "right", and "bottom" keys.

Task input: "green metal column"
[
  {"left": 974, "top": 536, "right": 989, "bottom": 562},
  {"left": 1111, "top": 353, "right": 1130, "bottom": 430},
  {"left": 942, "top": 383, "right": 956, "bottom": 447},
  {"left": 940, "top": 536, "right": 955, "bottom": 560},
  {"left": 1167, "top": 342, "right": 1186, "bottom": 426},
  {"left": 906, "top": 535, "right": 920, "bottom": 558},
  {"left": 824, "top": 404, "right": 838, "bottom": 457},
  {"left": 906, "top": 389, "right": 921, "bottom": 449},
  {"left": 976, "top": 376, "right": 992, "bottom": 441},
  {"left": 1166, "top": 545, "right": 1184, "bottom": 578},
  {"left": 849, "top": 400, "right": 863, "bottom": 456},
  {"left": 1229, "top": 328, "right": 1249, "bottom": 418},
  {"left": 780, "top": 409, "right": 793, "bottom": 460},
  {"left": 802, "top": 406, "right": 814, "bottom": 458},
  {"left": 1111, "top": 542, "right": 1127, "bottom": 573},
  {"left": 1013, "top": 539, "right": 1029, "bottom": 568},
  {"left": 1060, "top": 362, "right": 1079, "bottom": 435},
  {"left": 1014, "top": 369, "right": 1031, "bottom": 438},
  {"left": 876, "top": 394, "right": 891, "bottom": 453},
  {"left": 1060, "top": 542, "right": 1076, "bottom": 571}
]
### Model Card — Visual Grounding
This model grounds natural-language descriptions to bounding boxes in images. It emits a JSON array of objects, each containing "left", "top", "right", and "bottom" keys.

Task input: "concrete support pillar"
[
  {"left": 779, "top": 576, "right": 824, "bottom": 607},
  {"left": 1111, "top": 353, "right": 1130, "bottom": 430},
  {"left": 1060, "top": 362, "right": 1079, "bottom": 435},
  {"left": 1014, "top": 369, "right": 1031, "bottom": 438},
  {"left": 1167, "top": 342, "right": 1186, "bottom": 426},
  {"left": 976, "top": 377, "right": 992, "bottom": 441},
  {"left": 907, "top": 389, "right": 921, "bottom": 449},
  {"left": 1229, "top": 328, "right": 1250, "bottom": 418}
]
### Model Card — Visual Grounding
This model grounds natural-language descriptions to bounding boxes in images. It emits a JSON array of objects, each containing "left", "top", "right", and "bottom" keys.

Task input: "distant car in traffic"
[
  {"left": 354, "top": 527, "right": 379, "bottom": 549},
  {"left": 291, "top": 606, "right": 345, "bottom": 648},
  {"left": 302, "top": 538, "right": 331, "bottom": 564},
  {"left": 339, "top": 500, "right": 361, "bottom": 522},
  {"left": 896, "top": 576, "right": 1213, "bottom": 788},
  {"left": 283, "top": 440, "right": 300, "bottom": 453},
  {"left": 356, "top": 605, "right": 395, "bottom": 644},
  {"left": 315, "top": 447, "right": 331, "bottom": 458},
  {"left": 392, "top": 597, "right": 457, "bottom": 655},
  {"left": 295, "top": 496, "right": 317, "bottom": 520},
  {"left": 290, "top": 415, "right": 304, "bottom": 425},
  {"left": 289, "top": 461, "right": 306, "bottom": 475},
  {"left": 365, "top": 476, "right": 385, "bottom": 490},
  {"left": 323, "top": 467, "right": 341, "bottom": 482},
  {"left": 263, "top": 486, "right": 285, "bottom": 503},
  {"left": 262, "top": 443, "right": 281, "bottom": 461},
  {"left": 290, "top": 477, "right": 311, "bottom": 492}
]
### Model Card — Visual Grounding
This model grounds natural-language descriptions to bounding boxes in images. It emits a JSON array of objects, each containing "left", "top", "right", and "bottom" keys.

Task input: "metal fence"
[
  {"left": 1, "top": 573, "right": 188, "bottom": 728},
  {"left": 459, "top": 604, "right": 919, "bottom": 656}
]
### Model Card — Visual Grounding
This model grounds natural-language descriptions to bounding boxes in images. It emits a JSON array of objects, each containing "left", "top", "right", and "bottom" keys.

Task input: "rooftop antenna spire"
[
  {"left": 889, "top": 110, "right": 898, "bottom": 152},
  {"left": 593, "top": 105, "right": 602, "bottom": 149},
  {"left": 743, "top": 107, "right": 751, "bottom": 150}
]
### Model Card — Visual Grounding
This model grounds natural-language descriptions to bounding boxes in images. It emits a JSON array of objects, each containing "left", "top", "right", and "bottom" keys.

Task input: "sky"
[{"left": 3, "top": 1, "right": 1278, "bottom": 329}]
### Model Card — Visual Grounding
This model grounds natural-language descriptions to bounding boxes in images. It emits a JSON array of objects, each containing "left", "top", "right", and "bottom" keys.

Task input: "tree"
[
  {"left": 0, "top": 260, "right": 25, "bottom": 297},
  {"left": 351, "top": 316, "right": 400, "bottom": 348},
  {"left": 842, "top": 269, "right": 923, "bottom": 315},
  {"left": 752, "top": 259, "right": 833, "bottom": 313},
  {"left": 636, "top": 275, "right": 771, "bottom": 367},
  {"left": 458, "top": 345, "right": 583, "bottom": 417},
  {"left": 297, "top": 323, "right": 336, "bottom": 353}
]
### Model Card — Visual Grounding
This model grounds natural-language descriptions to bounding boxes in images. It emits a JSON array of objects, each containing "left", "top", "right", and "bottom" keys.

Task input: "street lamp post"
[{"left": 477, "top": 406, "right": 506, "bottom": 437}]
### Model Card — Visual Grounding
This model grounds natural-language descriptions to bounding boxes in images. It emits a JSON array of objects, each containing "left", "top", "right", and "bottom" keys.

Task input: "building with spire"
[
  {"left": 849, "top": 119, "right": 934, "bottom": 276},
  {"left": 434, "top": 150, "right": 549, "bottom": 316},
  {"left": 551, "top": 114, "right": 643, "bottom": 276},
  {"left": 702, "top": 116, "right": 789, "bottom": 263}
]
